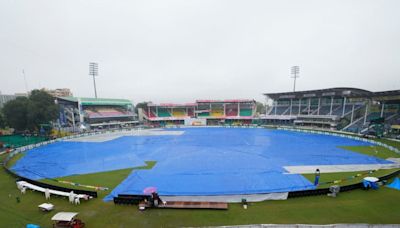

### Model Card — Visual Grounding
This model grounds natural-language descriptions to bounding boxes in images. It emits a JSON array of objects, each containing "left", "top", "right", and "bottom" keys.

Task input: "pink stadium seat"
[{"left": 84, "top": 107, "right": 132, "bottom": 118}]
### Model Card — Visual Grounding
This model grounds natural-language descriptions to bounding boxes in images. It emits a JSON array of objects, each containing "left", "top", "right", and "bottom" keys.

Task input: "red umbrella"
[{"left": 143, "top": 187, "right": 157, "bottom": 195}]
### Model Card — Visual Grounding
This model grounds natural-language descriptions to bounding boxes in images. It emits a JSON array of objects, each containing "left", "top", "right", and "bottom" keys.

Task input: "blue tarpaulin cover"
[
  {"left": 387, "top": 177, "right": 400, "bottom": 190},
  {"left": 26, "top": 224, "right": 40, "bottom": 228},
  {"left": 11, "top": 128, "right": 392, "bottom": 200}
]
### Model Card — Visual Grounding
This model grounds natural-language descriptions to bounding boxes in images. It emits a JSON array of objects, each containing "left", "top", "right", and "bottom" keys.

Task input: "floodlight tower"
[
  {"left": 89, "top": 62, "right": 99, "bottom": 98},
  {"left": 291, "top": 66, "right": 300, "bottom": 92}
]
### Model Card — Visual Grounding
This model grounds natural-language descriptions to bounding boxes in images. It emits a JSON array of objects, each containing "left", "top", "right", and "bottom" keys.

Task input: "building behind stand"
[{"left": 56, "top": 97, "right": 138, "bottom": 131}]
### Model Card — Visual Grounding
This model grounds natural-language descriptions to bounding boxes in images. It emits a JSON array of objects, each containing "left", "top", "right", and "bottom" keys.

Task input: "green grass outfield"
[{"left": 1, "top": 140, "right": 400, "bottom": 227}]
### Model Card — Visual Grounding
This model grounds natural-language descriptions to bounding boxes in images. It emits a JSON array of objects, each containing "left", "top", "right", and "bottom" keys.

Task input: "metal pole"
[
  {"left": 298, "top": 98, "right": 301, "bottom": 115},
  {"left": 78, "top": 97, "right": 83, "bottom": 124},
  {"left": 364, "top": 103, "right": 369, "bottom": 125},
  {"left": 71, "top": 110, "right": 75, "bottom": 132},
  {"left": 223, "top": 103, "right": 226, "bottom": 116},
  {"left": 93, "top": 75, "right": 98, "bottom": 98},
  {"left": 291, "top": 66, "right": 300, "bottom": 92},
  {"left": 89, "top": 62, "right": 99, "bottom": 98},
  {"left": 342, "top": 97, "right": 347, "bottom": 117},
  {"left": 317, "top": 98, "right": 321, "bottom": 115}
]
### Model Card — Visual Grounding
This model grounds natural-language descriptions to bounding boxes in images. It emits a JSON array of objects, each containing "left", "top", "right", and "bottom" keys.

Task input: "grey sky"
[{"left": 1, "top": 0, "right": 399, "bottom": 103}]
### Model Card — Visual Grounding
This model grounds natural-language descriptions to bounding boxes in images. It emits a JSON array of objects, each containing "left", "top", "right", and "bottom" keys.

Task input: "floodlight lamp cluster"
[
  {"left": 291, "top": 66, "right": 300, "bottom": 77},
  {"left": 89, "top": 62, "right": 98, "bottom": 76}
]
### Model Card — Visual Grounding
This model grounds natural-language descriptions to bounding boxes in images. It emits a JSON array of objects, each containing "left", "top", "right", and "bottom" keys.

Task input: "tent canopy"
[{"left": 51, "top": 212, "right": 78, "bottom": 221}]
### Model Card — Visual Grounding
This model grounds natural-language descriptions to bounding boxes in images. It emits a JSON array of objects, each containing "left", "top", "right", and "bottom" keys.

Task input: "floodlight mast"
[
  {"left": 89, "top": 62, "right": 99, "bottom": 98},
  {"left": 291, "top": 66, "right": 300, "bottom": 92}
]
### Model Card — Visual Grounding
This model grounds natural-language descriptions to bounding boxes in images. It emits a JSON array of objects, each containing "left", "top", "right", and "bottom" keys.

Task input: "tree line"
[{"left": 0, "top": 90, "right": 58, "bottom": 132}]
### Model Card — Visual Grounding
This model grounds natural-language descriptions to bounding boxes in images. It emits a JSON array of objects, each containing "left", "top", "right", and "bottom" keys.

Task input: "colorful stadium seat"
[
  {"left": 84, "top": 107, "right": 132, "bottom": 118},
  {"left": 211, "top": 108, "right": 224, "bottom": 117},
  {"left": 172, "top": 109, "right": 186, "bottom": 117},
  {"left": 157, "top": 109, "right": 171, "bottom": 117},
  {"left": 240, "top": 109, "right": 252, "bottom": 116}
]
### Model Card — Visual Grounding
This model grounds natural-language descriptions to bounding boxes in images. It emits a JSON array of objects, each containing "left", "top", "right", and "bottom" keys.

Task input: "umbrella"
[{"left": 143, "top": 187, "right": 157, "bottom": 195}]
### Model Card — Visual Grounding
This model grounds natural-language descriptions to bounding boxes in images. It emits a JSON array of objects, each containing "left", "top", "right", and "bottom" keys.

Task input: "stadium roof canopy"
[
  {"left": 196, "top": 99, "right": 255, "bottom": 103},
  {"left": 57, "top": 96, "right": 132, "bottom": 106},
  {"left": 370, "top": 90, "right": 400, "bottom": 103},
  {"left": 264, "top": 87, "right": 372, "bottom": 100},
  {"left": 148, "top": 103, "right": 197, "bottom": 107}
]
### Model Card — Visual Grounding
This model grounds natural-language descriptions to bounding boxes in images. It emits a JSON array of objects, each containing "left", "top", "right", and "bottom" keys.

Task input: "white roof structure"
[
  {"left": 16, "top": 181, "right": 90, "bottom": 200},
  {"left": 38, "top": 203, "right": 54, "bottom": 211},
  {"left": 51, "top": 212, "right": 78, "bottom": 221},
  {"left": 364, "top": 177, "right": 379, "bottom": 182}
]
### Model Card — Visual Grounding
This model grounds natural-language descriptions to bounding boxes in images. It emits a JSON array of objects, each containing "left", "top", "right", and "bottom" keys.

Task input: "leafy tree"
[
  {"left": 26, "top": 90, "right": 58, "bottom": 131},
  {"left": 2, "top": 89, "right": 59, "bottom": 131},
  {"left": 2, "top": 97, "right": 30, "bottom": 131},
  {"left": 0, "top": 110, "right": 5, "bottom": 128},
  {"left": 256, "top": 101, "right": 266, "bottom": 114}
]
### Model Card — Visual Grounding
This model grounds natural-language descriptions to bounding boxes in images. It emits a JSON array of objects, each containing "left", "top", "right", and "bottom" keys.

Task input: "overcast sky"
[{"left": 0, "top": 0, "right": 399, "bottom": 103}]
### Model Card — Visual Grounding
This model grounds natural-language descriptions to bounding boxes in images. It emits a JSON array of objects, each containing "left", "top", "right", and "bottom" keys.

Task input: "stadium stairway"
[
  {"left": 281, "top": 106, "right": 290, "bottom": 115},
  {"left": 310, "top": 107, "right": 320, "bottom": 115},
  {"left": 318, "top": 106, "right": 333, "bottom": 115},
  {"left": 344, "top": 112, "right": 399, "bottom": 133},
  {"left": 331, "top": 105, "right": 345, "bottom": 116},
  {"left": 272, "top": 106, "right": 289, "bottom": 115},
  {"left": 341, "top": 116, "right": 365, "bottom": 133}
]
